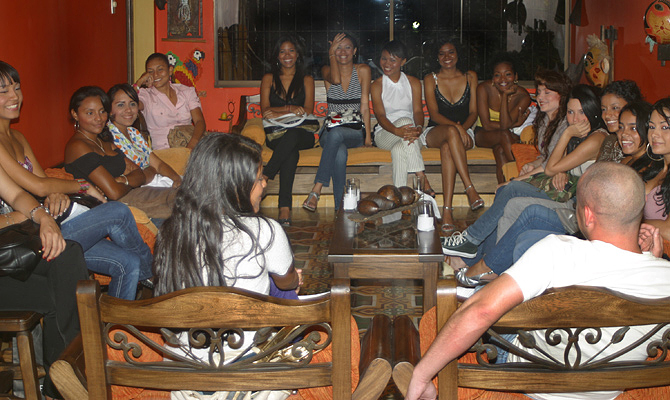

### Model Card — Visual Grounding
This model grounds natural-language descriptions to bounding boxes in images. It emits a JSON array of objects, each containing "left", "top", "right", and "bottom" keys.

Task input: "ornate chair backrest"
[
  {"left": 76, "top": 279, "right": 352, "bottom": 399},
  {"left": 436, "top": 277, "right": 670, "bottom": 399}
]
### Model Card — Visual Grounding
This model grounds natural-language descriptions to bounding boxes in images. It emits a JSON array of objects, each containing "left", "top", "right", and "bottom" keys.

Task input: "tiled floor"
[{"left": 259, "top": 205, "right": 483, "bottom": 399}]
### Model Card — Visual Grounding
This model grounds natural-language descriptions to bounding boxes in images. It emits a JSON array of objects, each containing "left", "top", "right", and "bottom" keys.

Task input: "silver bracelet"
[
  {"left": 29, "top": 205, "right": 49, "bottom": 222},
  {"left": 4, "top": 213, "right": 11, "bottom": 226},
  {"left": 121, "top": 174, "right": 129, "bottom": 185}
]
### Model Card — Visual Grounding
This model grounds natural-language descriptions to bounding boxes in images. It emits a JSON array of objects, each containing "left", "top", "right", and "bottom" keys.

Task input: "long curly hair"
[
  {"left": 270, "top": 35, "right": 306, "bottom": 104},
  {"left": 153, "top": 134, "right": 274, "bottom": 296},
  {"left": 533, "top": 69, "right": 572, "bottom": 158}
]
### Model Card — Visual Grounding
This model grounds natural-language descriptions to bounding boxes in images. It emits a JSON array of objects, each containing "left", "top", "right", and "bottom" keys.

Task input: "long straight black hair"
[
  {"left": 565, "top": 84, "right": 607, "bottom": 154},
  {"left": 650, "top": 98, "right": 670, "bottom": 217},
  {"left": 270, "top": 35, "right": 306, "bottom": 104},
  {"left": 154, "top": 133, "right": 274, "bottom": 296}
]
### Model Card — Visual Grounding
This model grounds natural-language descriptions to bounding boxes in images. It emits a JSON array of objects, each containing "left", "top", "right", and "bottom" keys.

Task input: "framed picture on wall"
[{"left": 167, "top": 0, "right": 203, "bottom": 39}]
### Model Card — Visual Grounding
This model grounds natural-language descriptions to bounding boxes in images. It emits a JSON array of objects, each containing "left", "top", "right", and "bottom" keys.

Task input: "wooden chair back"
[
  {"left": 74, "top": 279, "right": 352, "bottom": 399},
  {"left": 435, "top": 277, "right": 670, "bottom": 399}
]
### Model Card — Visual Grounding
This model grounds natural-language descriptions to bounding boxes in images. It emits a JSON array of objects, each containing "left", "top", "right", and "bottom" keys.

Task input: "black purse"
[{"left": 0, "top": 219, "right": 42, "bottom": 281}]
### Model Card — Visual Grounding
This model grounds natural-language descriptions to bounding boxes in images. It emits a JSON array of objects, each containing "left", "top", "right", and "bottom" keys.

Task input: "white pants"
[{"left": 374, "top": 129, "right": 425, "bottom": 188}]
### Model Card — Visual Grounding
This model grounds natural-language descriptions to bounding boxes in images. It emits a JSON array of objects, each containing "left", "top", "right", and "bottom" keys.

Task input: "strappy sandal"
[
  {"left": 455, "top": 267, "right": 494, "bottom": 287},
  {"left": 424, "top": 187, "right": 436, "bottom": 198},
  {"left": 302, "top": 191, "right": 320, "bottom": 212},
  {"left": 465, "top": 185, "right": 485, "bottom": 211},
  {"left": 441, "top": 206, "right": 456, "bottom": 235}
]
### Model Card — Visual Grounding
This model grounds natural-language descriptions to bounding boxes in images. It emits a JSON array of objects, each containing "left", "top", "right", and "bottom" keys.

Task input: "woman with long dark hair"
[
  {"left": 260, "top": 36, "right": 315, "bottom": 225},
  {"left": 154, "top": 133, "right": 299, "bottom": 296},
  {"left": 421, "top": 38, "right": 482, "bottom": 234},
  {"left": 107, "top": 83, "right": 182, "bottom": 187},
  {"left": 642, "top": 98, "right": 670, "bottom": 240}
]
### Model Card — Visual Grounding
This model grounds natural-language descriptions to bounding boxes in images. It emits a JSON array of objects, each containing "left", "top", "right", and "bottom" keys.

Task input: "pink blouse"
[
  {"left": 139, "top": 83, "right": 201, "bottom": 150},
  {"left": 644, "top": 185, "right": 667, "bottom": 220}
]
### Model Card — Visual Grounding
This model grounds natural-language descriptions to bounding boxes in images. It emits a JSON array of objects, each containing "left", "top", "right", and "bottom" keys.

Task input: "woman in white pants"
[{"left": 371, "top": 40, "right": 434, "bottom": 194}]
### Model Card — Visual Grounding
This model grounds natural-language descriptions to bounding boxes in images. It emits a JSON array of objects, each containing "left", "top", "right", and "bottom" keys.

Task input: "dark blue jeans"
[
  {"left": 60, "top": 201, "right": 153, "bottom": 300},
  {"left": 463, "top": 181, "right": 552, "bottom": 245},
  {"left": 465, "top": 205, "right": 565, "bottom": 275},
  {"left": 314, "top": 126, "right": 364, "bottom": 210}
]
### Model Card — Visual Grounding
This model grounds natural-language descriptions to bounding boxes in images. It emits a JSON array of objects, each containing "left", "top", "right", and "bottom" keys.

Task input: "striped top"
[{"left": 326, "top": 66, "right": 362, "bottom": 114}]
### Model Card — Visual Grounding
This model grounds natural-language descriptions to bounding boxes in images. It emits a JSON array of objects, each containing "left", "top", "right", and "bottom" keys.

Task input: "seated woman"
[
  {"left": 443, "top": 82, "right": 608, "bottom": 262},
  {"left": 134, "top": 53, "right": 206, "bottom": 150},
  {"left": 0, "top": 162, "right": 89, "bottom": 399},
  {"left": 107, "top": 83, "right": 182, "bottom": 187},
  {"left": 441, "top": 69, "right": 571, "bottom": 257},
  {"left": 302, "top": 33, "right": 371, "bottom": 212},
  {"left": 64, "top": 86, "right": 175, "bottom": 220},
  {"left": 371, "top": 40, "right": 434, "bottom": 193},
  {"left": 261, "top": 36, "right": 315, "bottom": 225},
  {"left": 597, "top": 80, "right": 644, "bottom": 162},
  {"left": 0, "top": 62, "right": 152, "bottom": 300},
  {"left": 451, "top": 101, "right": 655, "bottom": 285},
  {"left": 154, "top": 133, "right": 301, "bottom": 398},
  {"left": 422, "top": 38, "right": 482, "bottom": 234},
  {"left": 474, "top": 54, "right": 533, "bottom": 183},
  {"left": 641, "top": 98, "right": 670, "bottom": 242}
]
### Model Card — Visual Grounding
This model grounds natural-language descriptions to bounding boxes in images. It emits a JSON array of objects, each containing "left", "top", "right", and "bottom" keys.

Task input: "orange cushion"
[
  {"left": 298, "top": 316, "right": 360, "bottom": 400},
  {"left": 240, "top": 118, "right": 266, "bottom": 145},
  {"left": 107, "top": 328, "right": 165, "bottom": 399},
  {"left": 511, "top": 143, "right": 540, "bottom": 172}
]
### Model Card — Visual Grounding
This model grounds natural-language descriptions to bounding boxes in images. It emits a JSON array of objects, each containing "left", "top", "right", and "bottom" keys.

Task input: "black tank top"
[{"left": 427, "top": 72, "right": 470, "bottom": 127}]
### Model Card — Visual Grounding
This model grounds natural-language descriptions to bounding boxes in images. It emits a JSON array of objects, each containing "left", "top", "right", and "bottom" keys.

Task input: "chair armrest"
[{"left": 50, "top": 334, "right": 88, "bottom": 400}]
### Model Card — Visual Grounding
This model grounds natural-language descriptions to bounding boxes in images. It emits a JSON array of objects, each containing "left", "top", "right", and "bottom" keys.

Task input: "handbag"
[
  {"left": 263, "top": 113, "right": 320, "bottom": 142},
  {"left": 0, "top": 219, "right": 42, "bottom": 281},
  {"left": 522, "top": 172, "right": 579, "bottom": 203},
  {"left": 326, "top": 109, "right": 364, "bottom": 131}
]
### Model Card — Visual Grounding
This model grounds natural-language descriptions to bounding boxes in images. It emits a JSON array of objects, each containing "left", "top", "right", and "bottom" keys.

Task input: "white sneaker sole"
[{"left": 441, "top": 247, "right": 477, "bottom": 258}]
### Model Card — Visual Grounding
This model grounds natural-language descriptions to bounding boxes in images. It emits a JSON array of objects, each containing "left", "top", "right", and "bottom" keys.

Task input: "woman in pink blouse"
[{"left": 134, "top": 53, "right": 206, "bottom": 150}]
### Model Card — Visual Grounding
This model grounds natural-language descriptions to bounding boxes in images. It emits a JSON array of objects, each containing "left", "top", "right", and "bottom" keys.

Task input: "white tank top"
[{"left": 376, "top": 72, "right": 414, "bottom": 132}]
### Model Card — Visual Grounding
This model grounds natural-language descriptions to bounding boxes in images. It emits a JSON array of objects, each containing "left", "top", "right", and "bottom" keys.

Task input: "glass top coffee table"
[{"left": 328, "top": 209, "right": 445, "bottom": 313}]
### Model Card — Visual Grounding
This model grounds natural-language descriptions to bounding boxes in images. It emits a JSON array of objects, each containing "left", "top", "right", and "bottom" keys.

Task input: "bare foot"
[
  {"left": 278, "top": 207, "right": 290, "bottom": 221},
  {"left": 445, "top": 255, "right": 467, "bottom": 271}
]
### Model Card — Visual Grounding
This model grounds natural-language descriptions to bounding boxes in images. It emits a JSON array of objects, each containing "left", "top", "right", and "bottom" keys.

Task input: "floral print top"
[{"left": 108, "top": 122, "right": 151, "bottom": 169}]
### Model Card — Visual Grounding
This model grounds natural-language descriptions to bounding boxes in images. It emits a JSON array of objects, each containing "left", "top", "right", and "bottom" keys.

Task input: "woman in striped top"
[{"left": 302, "top": 33, "right": 371, "bottom": 212}]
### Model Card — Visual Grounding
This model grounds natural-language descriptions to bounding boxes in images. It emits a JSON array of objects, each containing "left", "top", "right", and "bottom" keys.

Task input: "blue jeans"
[
  {"left": 314, "top": 126, "right": 364, "bottom": 210},
  {"left": 463, "top": 181, "right": 551, "bottom": 245},
  {"left": 60, "top": 201, "right": 153, "bottom": 300},
  {"left": 480, "top": 205, "right": 565, "bottom": 275}
]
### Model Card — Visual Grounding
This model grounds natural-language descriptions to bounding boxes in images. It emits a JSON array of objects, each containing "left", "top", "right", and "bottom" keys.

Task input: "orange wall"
[
  {"left": 573, "top": 0, "right": 669, "bottom": 102},
  {"left": 1, "top": 0, "right": 128, "bottom": 167},
  {"left": 153, "top": 2, "right": 258, "bottom": 133}
]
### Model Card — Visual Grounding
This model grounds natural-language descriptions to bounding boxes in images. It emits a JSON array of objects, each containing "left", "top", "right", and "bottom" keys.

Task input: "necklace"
[{"left": 77, "top": 130, "right": 106, "bottom": 153}]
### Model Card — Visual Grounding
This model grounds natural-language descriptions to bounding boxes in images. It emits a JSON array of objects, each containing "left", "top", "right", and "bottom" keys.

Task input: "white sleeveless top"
[{"left": 375, "top": 72, "right": 414, "bottom": 133}]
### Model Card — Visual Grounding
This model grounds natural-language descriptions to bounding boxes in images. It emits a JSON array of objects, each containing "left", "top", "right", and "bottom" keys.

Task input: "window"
[{"left": 215, "top": 0, "right": 569, "bottom": 85}]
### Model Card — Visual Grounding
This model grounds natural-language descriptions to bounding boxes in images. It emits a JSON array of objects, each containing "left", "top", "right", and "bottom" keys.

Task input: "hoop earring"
[
  {"left": 491, "top": 81, "right": 495, "bottom": 87},
  {"left": 647, "top": 143, "right": 663, "bottom": 161},
  {"left": 514, "top": 79, "right": 519, "bottom": 84}
]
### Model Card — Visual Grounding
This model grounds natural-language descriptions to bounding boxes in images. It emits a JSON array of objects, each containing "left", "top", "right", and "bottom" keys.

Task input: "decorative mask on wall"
[
  {"left": 166, "top": 49, "right": 205, "bottom": 89},
  {"left": 583, "top": 35, "right": 611, "bottom": 88},
  {"left": 645, "top": 0, "right": 670, "bottom": 45}
]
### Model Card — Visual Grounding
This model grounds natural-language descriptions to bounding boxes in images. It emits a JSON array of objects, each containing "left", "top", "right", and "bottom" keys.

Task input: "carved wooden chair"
[
  {"left": 398, "top": 277, "right": 670, "bottom": 399},
  {"left": 51, "top": 279, "right": 388, "bottom": 400}
]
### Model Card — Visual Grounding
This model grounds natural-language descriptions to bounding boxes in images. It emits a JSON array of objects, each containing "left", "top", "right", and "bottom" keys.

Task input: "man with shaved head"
[{"left": 406, "top": 162, "right": 670, "bottom": 400}]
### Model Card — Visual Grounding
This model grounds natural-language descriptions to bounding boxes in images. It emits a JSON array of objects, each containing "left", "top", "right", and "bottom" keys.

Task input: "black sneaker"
[{"left": 441, "top": 232, "right": 478, "bottom": 258}]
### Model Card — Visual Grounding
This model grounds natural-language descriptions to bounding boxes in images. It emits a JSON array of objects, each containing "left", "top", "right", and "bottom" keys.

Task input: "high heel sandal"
[
  {"left": 465, "top": 185, "right": 485, "bottom": 211},
  {"left": 455, "top": 266, "right": 494, "bottom": 288},
  {"left": 441, "top": 206, "right": 456, "bottom": 235},
  {"left": 302, "top": 191, "right": 320, "bottom": 212}
]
